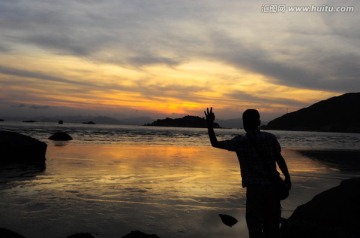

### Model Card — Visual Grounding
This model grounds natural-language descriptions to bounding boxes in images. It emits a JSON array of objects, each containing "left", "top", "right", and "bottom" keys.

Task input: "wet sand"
[{"left": 0, "top": 144, "right": 359, "bottom": 238}]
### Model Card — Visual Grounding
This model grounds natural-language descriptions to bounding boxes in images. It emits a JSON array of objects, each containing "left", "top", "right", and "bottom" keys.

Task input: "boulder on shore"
[
  {"left": 49, "top": 132, "right": 73, "bottom": 141},
  {"left": 0, "top": 131, "right": 47, "bottom": 164},
  {"left": 281, "top": 178, "right": 360, "bottom": 238},
  {"left": 67, "top": 233, "right": 95, "bottom": 238},
  {"left": 0, "top": 227, "right": 26, "bottom": 238}
]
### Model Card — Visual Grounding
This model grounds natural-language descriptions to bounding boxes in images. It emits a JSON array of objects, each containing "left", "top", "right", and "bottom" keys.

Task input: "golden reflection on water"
[
  {"left": 47, "top": 144, "right": 245, "bottom": 208},
  {"left": 1, "top": 144, "right": 353, "bottom": 238},
  {"left": 43, "top": 143, "right": 340, "bottom": 214}
]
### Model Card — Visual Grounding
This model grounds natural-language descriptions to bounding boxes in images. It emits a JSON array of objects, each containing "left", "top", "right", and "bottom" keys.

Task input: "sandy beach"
[{"left": 1, "top": 142, "right": 359, "bottom": 238}]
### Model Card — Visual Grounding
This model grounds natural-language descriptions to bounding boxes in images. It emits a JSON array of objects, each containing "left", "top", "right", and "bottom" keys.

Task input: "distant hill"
[
  {"left": 145, "top": 115, "right": 221, "bottom": 128},
  {"left": 264, "top": 93, "right": 360, "bottom": 133}
]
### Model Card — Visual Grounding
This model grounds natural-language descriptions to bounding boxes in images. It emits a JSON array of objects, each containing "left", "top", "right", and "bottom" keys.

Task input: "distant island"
[
  {"left": 22, "top": 120, "right": 37, "bottom": 123},
  {"left": 145, "top": 115, "right": 221, "bottom": 128},
  {"left": 82, "top": 121, "right": 96, "bottom": 125},
  {"left": 264, "top": 92, "right": 360, "bottom": 133}
]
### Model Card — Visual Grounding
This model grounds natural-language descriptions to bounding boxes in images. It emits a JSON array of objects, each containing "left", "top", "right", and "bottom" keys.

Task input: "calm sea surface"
[
  {"left": 1, "top": 121, "right": 360, "bottom": 149},
  {"left": 1, "top": 122, "right": 360, "bottom": 238}
]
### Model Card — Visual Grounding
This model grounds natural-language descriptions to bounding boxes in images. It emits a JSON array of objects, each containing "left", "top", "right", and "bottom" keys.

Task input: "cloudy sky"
[{"left": 0, "top": 0, "right": 359, "bottom": 120}]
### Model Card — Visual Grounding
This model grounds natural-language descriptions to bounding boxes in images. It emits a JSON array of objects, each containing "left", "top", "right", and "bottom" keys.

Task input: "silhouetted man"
[{"left": 204, "top": 108, "right": 291, "bottom": 238}]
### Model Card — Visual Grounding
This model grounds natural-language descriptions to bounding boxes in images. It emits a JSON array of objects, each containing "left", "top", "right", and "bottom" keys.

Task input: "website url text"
[{"left": 261, "top": 4, "right": 355, "bottom": 13}]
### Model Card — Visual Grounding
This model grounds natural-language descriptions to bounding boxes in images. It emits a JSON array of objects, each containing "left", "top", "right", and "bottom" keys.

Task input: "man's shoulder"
[
  {"left": 232, "top": 134, "right": 246, "bottom": 141},
  {"left": 259, "top": 131, "right": 278, "bottom": 140}
]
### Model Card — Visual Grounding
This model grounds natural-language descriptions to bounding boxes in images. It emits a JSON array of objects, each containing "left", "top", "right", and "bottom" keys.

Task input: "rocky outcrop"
[
  {"left": 281, "top": 178, "right": 360, "bottom": 238},
  {"left": 49, "top": 132, "right": 73, "bottom": 141},
  {"left": 145, "top": 115, "right": 221, "bottom": 128},
  {"left": 0, "top": 131, "right": 47, "bottom": 164},
  {"left": 265, "top": 93, "right": 360, "bottom": 132}
]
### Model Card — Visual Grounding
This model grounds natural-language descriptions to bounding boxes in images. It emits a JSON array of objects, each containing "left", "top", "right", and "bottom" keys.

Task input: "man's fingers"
[{"left": 205, "top": 107, "right": 214, "bottom": 117}]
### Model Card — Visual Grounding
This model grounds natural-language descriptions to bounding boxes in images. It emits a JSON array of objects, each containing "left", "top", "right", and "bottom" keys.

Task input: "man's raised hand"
[{"left": 204, "top": 107, "right": 215, "bottom": 125}]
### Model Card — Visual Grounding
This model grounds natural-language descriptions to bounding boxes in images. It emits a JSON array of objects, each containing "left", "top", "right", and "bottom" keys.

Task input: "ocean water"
[{"left": 0, "top": 122, "right": 360, "bottom": 238}]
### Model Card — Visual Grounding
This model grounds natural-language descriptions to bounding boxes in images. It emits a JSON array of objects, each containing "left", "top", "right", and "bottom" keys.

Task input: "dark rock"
[
  {"left": 49, "top": 132, "right": 73, "bottom": 141},
  {"left": 58, "top": 120, "right": 64, "bottom": 124},
  {"left": 82, "top": 121, "right": 96, "bottom": 124},
  {"left": 67, "top": 233, "right": 95, "bottom": 238},
  {"left": 219, "top": 214, "right": 238, "bottom": 227},
  {"left": 22, "top": 120, "right": 36, "bottom": 123},
  {"left": 0, "top": 131, "right": 47, "bottom": 164},
  {"left": 121, "top": 230, "right": 160, "bottom": 238},
  {"left": 281, "top": 178, "right": 360, "bottom": 238},
  {"left": 0, "top": 227, "right": 27, "bottom": 238}
]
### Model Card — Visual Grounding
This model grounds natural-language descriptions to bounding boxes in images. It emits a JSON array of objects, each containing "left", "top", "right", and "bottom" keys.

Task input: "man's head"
[{"left": 242, "top": 109, "right": 261, "bottom": 131}]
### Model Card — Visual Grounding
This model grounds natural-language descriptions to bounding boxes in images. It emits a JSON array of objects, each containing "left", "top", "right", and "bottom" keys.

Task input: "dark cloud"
[
  {"left": 0, "top": 44, "right": 11, "bottom": 53},
  {"left": 0, "top": 65, "right": 89, "bottom": 86},
  {"left": 0, "top": 0, "right": 359, "bottom": 119},
  {"left": 128, "top": 55, "right": 181, "bottom": 67},
  {"left": 206, "top": 27, "right": 360, "bottom": 92},
  {"left": 29, "top": 104, "right": 50, "bottom": 110},
  {"left": 11, "top": 104, "right": 26, "bottom": 108},
  {"left": 10, "top": 103, "right": 50, "bottom": 110},
  {"left": 225, "top": 91, "right": 306, "bottom": 108}
]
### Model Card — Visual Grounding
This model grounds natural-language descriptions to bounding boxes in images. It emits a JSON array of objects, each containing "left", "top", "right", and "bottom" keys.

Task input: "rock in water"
[
  {"left": 0, "top": 131, "right": 47, "bottom": 164},
  {"left": 67, "top": 233, "right": 95, "bottom": 238},
  {"left": 121, "top": 230, "right": 160, "bottom": 238},
  {"left": 281, "top": 178, "right": 360, "bottom": 238},
  {"left": 49, "top": 132, "right": 72, "bottom": 141},
  {"left": 219, "top": 214, "right": 238, "bottom": 227}
]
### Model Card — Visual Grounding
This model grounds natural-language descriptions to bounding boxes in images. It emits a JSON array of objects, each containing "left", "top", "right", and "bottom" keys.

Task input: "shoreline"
[{"left": 295, "top": 149, "right": 360, "bottom": 171}]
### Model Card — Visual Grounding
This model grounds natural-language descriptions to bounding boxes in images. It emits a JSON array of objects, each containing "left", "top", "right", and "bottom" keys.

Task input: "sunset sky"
[{"left": 0, "top": 0, "right": 359, "bottom": 121}]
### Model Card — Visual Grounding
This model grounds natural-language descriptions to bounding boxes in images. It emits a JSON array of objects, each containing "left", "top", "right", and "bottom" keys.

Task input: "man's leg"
[
  {"left": 263, "top": 188, "right": 281, "bottom": 238},
  {"left": 246, "top": 186, "right": 265, "bottom": 238}
]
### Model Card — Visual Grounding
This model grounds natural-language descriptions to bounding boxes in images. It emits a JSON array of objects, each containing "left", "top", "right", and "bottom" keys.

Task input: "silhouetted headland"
[
  {"left": 49, "top": 132, "right": 73, "bottom": 141},
  {"left": 264, "top": 93, "right": 360, "bottom": 133},
  {"left": 145, "top": 115, "right": 221, "bottom": 128},
  {"left": 0, "top": 131, "right": 47, "bottom": 164}
]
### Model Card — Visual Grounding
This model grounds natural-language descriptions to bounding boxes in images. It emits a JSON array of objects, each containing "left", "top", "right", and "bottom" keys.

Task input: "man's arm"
[
  {"left": 204, "top": 107, "right": 228, "bottom": 149},
  {"left": 276, "top": 154, "right": 292, "bottom": 189}
]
